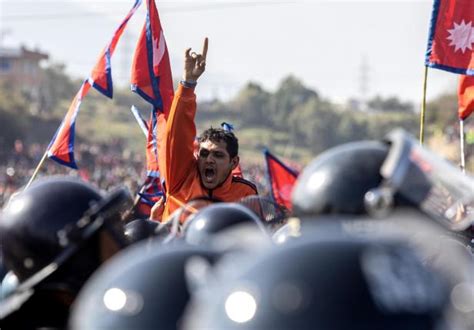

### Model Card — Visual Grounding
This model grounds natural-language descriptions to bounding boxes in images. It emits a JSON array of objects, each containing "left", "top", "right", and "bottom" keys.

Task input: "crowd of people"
[
  {"left": 0, "top": 139, "right": 144, "bottom": 208},
  {"left": 0, "top": 140, "right": 270, "bottom": 209}
]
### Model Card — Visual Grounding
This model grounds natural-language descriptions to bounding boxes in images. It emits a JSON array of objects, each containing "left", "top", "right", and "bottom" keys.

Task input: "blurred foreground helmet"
[
  {"left": 183, "top": 203, "right": 267, "bottom": 246},
  {"left": 0, "top": 272, "right": 18, "bottom": 300},
  {"left": 0, "top": 256, "right": 6, "bottom": 282},
  {"left": 70, "top": 243, "right": 221, "bottom": 329},
  {"left": 292, "top": 129, "right": 474, "bottom": 232},
  {"left": 292, "top": 140, "right": 388, "bottom": 216},
  {"left": 183, "top": 237, "right": 451, "bottom": 330},
  {"left": 0, "top": 177, "right": 132, "bottom": 327},
  {"left": 1, "top": 178, "right": 100, "bottom": 281},
  {"left": 274, "top": 217, "right": 474, "bottom": 328},
  {"left": 0, "top": 177, "right": 130, "bottom": 284},
  {"left": 124, "top": 219, "right": 159, "bottom": 245},
  {"left": 238, "top": 195, "right": 289, "bottom": 226}
]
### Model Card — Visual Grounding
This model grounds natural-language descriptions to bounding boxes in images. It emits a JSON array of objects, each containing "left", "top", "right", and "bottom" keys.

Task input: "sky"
[{"left": 0, "top": 0, "right": 459, "bottom": 105}]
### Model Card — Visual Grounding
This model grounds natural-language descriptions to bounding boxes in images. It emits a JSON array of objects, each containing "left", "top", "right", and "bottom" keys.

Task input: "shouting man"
[{"left": 154, "top": 38, "right": 258, "bottom": 221}]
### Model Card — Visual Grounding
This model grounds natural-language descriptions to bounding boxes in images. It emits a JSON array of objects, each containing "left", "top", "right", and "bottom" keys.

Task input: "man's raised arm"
[{"left": 158, "top": 38, "right": 208, "bottom": 193}]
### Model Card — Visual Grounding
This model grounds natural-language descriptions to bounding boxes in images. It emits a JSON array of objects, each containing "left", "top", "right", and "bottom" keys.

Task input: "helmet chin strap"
[{"left": 364, "top": 186, "right": 395, "bottom": 219}]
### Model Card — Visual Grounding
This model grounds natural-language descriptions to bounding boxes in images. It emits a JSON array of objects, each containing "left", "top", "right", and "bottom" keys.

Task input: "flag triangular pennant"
[
  {"left": 458, "top": 74, "right": 474, "bottom": 120},
  {"left": 47, "top": 1, "right": 142, "bottom": 169},
  {"left": 132, "top": 0, "right": 173, "bottom": 217},
  {"left": 89, "top": 0, "right": 142, "bottom": 98},
  {"left": 221, "top": 122, "right": 244, "bottom": 178},
  {"left": 264, "top": 149, "right": 299, "bottom": 211},
  {"left": 425, "top": 0, "right": 474, "bottom": 75},
  {"left": 47, "top": 80, "right": 91, "bottom": 168},
  {"left": 131, "top": 0, "right": 174, "bottom": 111}
]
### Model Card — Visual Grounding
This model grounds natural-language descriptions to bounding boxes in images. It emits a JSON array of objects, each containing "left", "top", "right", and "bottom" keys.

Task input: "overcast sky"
[{"left": 0, "top": 0, "right": 458, "bottom": 105}]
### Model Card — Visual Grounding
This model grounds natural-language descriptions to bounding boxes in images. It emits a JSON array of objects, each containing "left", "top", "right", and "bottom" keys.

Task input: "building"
[{"left": 0, "top": 45, "right": 49, "bottom": 112}]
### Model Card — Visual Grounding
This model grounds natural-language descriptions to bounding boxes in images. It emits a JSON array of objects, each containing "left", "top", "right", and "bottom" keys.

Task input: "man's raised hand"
[{"left": 183, "top": 37, "right": 208, "bottom": 82}]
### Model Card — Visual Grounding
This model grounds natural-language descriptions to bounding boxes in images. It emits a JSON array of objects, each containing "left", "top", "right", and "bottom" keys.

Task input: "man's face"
[{"left": 197, "top": 139, "right": 238, "bottom": 190}]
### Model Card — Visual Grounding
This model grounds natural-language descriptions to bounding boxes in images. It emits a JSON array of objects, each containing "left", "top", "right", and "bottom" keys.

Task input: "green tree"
[
  {"left": 0, "top": 80, "right": 30, "bottom": 158},
  {"left": 288, "top": 97, "right": 339, "bottom": 154},
  {"left": 38, "top": 63, "right": 78, "bottom": 116},
  {"left": 270, "top": 75, "right": 319, "bottom": 127},
  {"left": 336, "top": 114, "right": 368, "bottom": 144},
  {"left": 367, "top": 95, "right": 414, "bottom": 113},
  {"left": 425, "top": 93, "right": 458, "bottom": 133},
  {"left": 231, "top": 82, "right": 270, "bottom": 126}
]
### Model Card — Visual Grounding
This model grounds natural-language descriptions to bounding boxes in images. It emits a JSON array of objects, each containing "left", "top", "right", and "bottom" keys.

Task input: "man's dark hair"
[{"left": 198, "top": 127, "right": 239, "bottom": 158}]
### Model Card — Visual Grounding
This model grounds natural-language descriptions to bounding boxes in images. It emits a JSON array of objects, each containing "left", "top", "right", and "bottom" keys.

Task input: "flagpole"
[
  {"left": 121, "top": 184, "right": 148, "bottom": 222},
  {"left": 459, "top": 119, "right": 466, "bottom": 174},
  {"left": 24, "top": 149, "right": 49, "bottom": 191},
  {"left": 130, "top": 105, "right": 149, "bottom": 138},
  {"left": 419, "top": 66, "right": 428, "bottom": 145}
]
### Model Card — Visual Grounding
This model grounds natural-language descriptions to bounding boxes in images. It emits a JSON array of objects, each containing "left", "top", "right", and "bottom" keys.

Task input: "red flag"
[
  {"left": 221, "top": 122, "right": 243, "bottom": 178},
  {"left": 458, "top": 74, "right": 474, "bottom": 120},
  {"left": 47, "top": 80, "right": 91, "bottom": 168},
  {"left": 425, "top": 0, "right": 474, "bottom": 75},
  {"left": 89, "top": 0, "right": 142, "bottom": 98},
  {"left": 131, "top": 0, "right": 174, "bottom": 111},
  {"left": 264, "top": 149, "right": 299, "bottom": 211},
  {"left": 132, "top": 0, "right": 173, "bottom": 217}
]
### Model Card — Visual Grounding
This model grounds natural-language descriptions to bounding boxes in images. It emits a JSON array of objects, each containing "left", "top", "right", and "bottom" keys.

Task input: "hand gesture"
[
  {"left": 150, "top": 197, "right": 165, "bottom": 222},
  {"left": 183, "top": 37, "right": 208, "bottom": 82}
]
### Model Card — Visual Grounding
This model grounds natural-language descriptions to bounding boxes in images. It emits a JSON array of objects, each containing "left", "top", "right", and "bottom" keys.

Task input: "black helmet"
[
  {"left": 183, "top": 236, "right": 450, "bottom": 330},
  {"left": 1, "top": 177, "right": 100, "bottom": 281},
  {"left": 292, "top": 129, "right": 474, "bottom": 232},
  {"left": 124, "top": 219, "right": 159, "bottom": 245},
  {"left": 238, "top": 195, "right": 290, "bottom": 229},
  {"left": 292, "top": 140, "right": 388, "bottom": 216},
  {"left": 0, "top": 177, "right": 132, "bottom": 328},
  {"left": 182, "top": 203, "right": 267, "bottom": 246},
  {"left": 1, "top": 271, "right": 18, "bottom": 300},
  {"left": 272, "top": 217, "right": 303, "bottom": 245},
  {"left": 70, "top": 243, "right": 221, "bottom": 329},
  {"left": 0, "top": 176, "right": 131, "bottom": 289},
  {"left": 0, "top": 255, "right": 7, "bottom": 284}
]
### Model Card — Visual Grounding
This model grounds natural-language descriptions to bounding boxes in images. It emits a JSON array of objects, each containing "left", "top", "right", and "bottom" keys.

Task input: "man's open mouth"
[{"left": 204, "top": 168, "right": 216, "bottom": 181}]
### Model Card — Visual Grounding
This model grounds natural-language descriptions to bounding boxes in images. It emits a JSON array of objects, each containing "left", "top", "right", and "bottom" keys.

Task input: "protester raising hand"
[
  {"left": 183, "top": 37, "right": 208, "bottom": 83},
  {"left": 157, "top": 37, "right": 257, "bottom": 220}
]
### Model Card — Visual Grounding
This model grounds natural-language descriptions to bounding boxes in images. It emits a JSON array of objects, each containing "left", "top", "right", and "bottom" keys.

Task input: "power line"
[
  {"left": 1, "top": 12, "right": 128, "bottom": 21},
  {"left": 1, "top": 1, "right": 295, "bottom": 21}
]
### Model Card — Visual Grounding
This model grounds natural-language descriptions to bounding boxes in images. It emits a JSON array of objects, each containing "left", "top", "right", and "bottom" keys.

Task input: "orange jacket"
[{"left": 158, "top": 84, "right": 258, "bottom": 221}]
